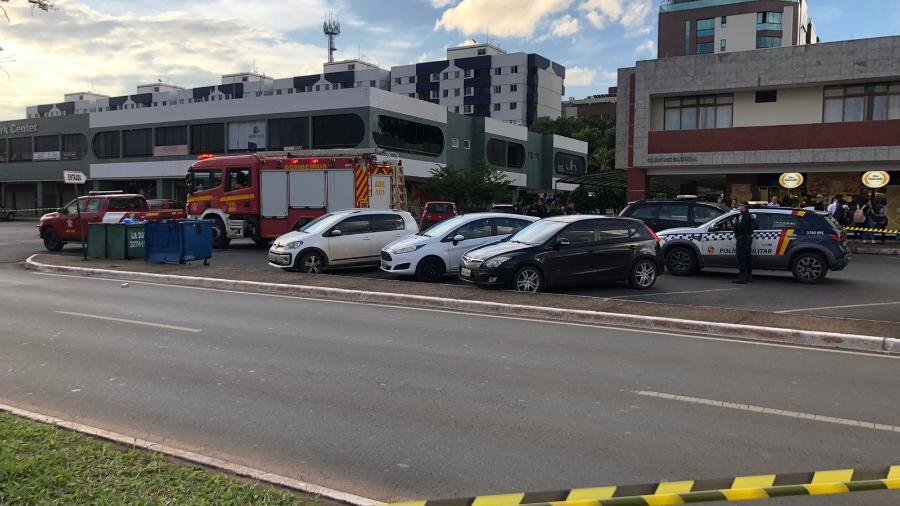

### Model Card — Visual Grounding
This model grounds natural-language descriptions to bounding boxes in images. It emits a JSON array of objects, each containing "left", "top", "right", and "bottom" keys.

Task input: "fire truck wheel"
[
  {"left": 211, "top": 217, "right": 231, "bottom": 249},
  {"left": 297, "top": 251, "right": 326, "bottom": 274},
  {"left": 415, "top": 257, "right": 445, "bottom": 283},
  {"left": 42, "top": 228, "right": 64, "bottom": 252}
]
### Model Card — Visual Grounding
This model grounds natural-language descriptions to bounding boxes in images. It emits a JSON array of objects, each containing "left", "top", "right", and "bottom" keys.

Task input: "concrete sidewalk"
[
  {"left": 848, "top": 240, "right": 900, "bottom": 256},
  {"left": 27, "top": 254, "right": 899, "bottom": 346}
]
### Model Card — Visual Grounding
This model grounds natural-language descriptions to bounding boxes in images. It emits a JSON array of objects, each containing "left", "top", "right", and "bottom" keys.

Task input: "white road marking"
[
  {"left": 609, "top": 287, "right": 743, "bottom": 299},
  {"left": 633, "top": 390, "right": 900, "bottom": 433},
  {"left": 776, "top": 301, "right": 900, "bottom": 313},
  {"left": 32, "top": 272, "right": 900, "bottom": 360},
  {"left": 53, "top": 311, "right": 201, "bottom": 333}
]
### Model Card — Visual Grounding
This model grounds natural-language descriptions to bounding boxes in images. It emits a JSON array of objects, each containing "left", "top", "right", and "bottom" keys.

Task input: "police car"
[{"left": 659, "top": 208, "right": 849, "bottom": 283}]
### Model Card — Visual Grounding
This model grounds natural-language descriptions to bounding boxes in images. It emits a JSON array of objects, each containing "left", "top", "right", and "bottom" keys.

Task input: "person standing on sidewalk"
[{"left": 732, "top": 202, "right": 756, "bottom": 284}]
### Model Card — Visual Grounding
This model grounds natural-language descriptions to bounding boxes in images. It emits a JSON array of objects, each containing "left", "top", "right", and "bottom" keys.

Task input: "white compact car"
[
  {"left": 268, "top": 209, "right": 418, "bottom": 273},
  {"left": 380, "top": 213, "right": 538, "bottom": 282}
]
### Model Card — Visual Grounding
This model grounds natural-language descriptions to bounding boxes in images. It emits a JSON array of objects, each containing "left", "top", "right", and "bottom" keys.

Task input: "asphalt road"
[
  {"left": 0, "top": 265, "right": 898, "bottom": 505},
  {"left": 6, "top": 220, "right": 897, "bottom": 323}
]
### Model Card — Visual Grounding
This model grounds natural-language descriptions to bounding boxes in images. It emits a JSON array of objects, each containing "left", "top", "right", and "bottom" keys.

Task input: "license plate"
[
  {"left": 460, "top": 267, "right": 471, "bottom": 277},
  {"left": 381, "top": 261, "right": 391, "bottom": 270}
]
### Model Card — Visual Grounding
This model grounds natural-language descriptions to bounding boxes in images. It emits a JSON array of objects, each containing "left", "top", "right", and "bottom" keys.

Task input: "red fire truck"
[{"left": 185, "top": 149, "right": 406, "bottom": 248}]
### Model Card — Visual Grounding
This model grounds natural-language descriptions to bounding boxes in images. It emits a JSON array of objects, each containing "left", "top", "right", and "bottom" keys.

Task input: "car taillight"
[
  {"left": 830, "top": 231, "right": 846, "bottom": 245},
  {"left": 646, "top": 225, "right": 661, "bottom": 243}
]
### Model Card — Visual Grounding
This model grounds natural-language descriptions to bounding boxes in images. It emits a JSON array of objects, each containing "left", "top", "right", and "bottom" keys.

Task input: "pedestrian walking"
[
  {"left": 732, "top": 202, "right": 756, "bottom": 284},
  {"left": 857, "top": 198, "right": 877, "bottom": 243}
]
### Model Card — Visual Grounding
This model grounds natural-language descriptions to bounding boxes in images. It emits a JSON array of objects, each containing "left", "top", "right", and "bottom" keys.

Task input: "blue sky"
[{"left": 0, "top": 0, "right": 898, "bottom": 120}]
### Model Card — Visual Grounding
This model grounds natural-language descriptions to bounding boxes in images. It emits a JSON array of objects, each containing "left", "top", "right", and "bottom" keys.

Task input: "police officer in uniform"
[{"left": 733, "top": 202, "right": 756, "bottom": 284}]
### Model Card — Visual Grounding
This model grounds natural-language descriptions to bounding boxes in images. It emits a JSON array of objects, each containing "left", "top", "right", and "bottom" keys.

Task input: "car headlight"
[
  {"left": 483, "top": 256, "right": 511, "bottom": 269},
  {"left": 284, "top": 240, "right": 304, "bottom": 249},
  {"left": 392, "top": 244, "right": 423, "bottom": 254}
]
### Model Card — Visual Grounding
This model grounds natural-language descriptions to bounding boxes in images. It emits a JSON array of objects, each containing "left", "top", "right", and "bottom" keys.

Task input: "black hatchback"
[
  {"left": 459, "top": 216, "right": 663, "bottom": 292},
  {"left": 619, "top": 200, "right": 725, "bottom": 232}
]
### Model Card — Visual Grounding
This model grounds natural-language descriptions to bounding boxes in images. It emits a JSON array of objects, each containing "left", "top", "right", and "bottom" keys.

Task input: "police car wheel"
[
  {"left": 666, "top": 247, "right": 697, "bottom": 276},
  {"left": 791, "top": 252, "right": 827, "bottom": 284},
  {"left": 628, "top": 259, "right": 658, "bottom": 290}
]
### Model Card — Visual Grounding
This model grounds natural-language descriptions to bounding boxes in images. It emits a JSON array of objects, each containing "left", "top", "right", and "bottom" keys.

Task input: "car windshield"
[
  {"left": 299, "top": 213, "right": 342, "bottom": 234},
  {"left": 426, "top": 203, "right": 454, "bottom": 214},
  {"left": 508, "top": 219, "right": 568, "bottom": 245},
  {"left": 419, "top": 215, "right": 469, "bottom": 238}
]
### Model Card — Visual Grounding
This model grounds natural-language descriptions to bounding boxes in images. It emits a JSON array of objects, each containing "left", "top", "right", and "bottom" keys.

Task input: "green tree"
[
  {"left": 424, "top": 161, "right": 514, "bottom": 212},
  {"left": 531, "top": 116, "right": 616, "bottom": 172}
]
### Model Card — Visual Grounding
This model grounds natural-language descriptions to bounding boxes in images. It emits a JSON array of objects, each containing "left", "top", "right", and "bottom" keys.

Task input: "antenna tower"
[{"left": 323, "top": 14, "right": 341, "bottom": 63}]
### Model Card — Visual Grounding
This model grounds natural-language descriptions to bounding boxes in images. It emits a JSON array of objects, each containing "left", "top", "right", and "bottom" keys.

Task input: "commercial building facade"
[
  {"left": 616, "top": 36, "right": 900, "bottom": 221},
  {"left": 658, "top": 0, "right": 817, "bottom": 58},
  {"left": 562, "top": 88, "right": 618, "bottom": 121},
  {"left": 2, "top": 86, "right": 586, "bottom": 215}
]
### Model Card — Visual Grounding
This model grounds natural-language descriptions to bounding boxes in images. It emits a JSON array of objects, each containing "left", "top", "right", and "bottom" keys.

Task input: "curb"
[
  {"left": 25, "top": 255, "right": 898, "bottom": 355},
  {"left": 0, "top": 401, "right": 379, "bottom": 506}
]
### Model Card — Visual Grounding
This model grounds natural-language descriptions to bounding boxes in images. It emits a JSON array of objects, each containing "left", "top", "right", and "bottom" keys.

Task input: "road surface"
[{"left": 0, "top": 265, "right": 897, "bottom": 505}]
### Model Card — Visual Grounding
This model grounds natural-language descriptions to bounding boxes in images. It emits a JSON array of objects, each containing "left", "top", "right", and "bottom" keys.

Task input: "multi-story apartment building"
[
  {"left": 616, "top": 36, "right": 900, "bottom": 227},
  {"left": 390, "top": 42, "right": 565, "bottom": 126},
  {"left": 658, "top": 0, "right": 818, "bottom": 58}
]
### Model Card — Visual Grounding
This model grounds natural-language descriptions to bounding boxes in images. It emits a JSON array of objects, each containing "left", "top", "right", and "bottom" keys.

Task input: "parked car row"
[{"left": 269, "top": 209, "right": 664, "bottom": 292}]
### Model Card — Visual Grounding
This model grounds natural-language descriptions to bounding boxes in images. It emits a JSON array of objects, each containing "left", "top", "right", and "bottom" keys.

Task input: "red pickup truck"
[{"left": 38, "top": 194, "right": 186, "bottom": 251}]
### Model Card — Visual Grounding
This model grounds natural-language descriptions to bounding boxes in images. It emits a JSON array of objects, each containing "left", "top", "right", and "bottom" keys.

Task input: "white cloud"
[
  {"left": 0, "top": 0, "right": 356, "bottom": 120},
  {"left": 434, "top": 0, "right": 572, "bottom": 39},
  {"left": 565, "top": 66, "right": 616, "bottom": 87},
  {"left": 550, "top": 14, "right": 580, "bottom": 37},
  {"left": 634, "top": 39, "right": 655, "bottom": 57},
  {"left": 428, "top": 0, "right": 458, "bottom": 7},
  {"left": 578, "top": 0, "right": 653, "bottom": 31}
]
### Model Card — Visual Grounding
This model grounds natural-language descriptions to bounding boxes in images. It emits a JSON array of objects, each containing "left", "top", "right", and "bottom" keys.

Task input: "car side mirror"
[
  {"left": 452, "top": 234, "right": 465, "bottom": 245},
  {"left": 554, "top": 237, "right": 570, "bottom": 249},
  {"left": 58, "top": 207, "right": 67, "bottom": 214},
  {"left": 331, "top": 229, "right": 342, "bottom": 237}
]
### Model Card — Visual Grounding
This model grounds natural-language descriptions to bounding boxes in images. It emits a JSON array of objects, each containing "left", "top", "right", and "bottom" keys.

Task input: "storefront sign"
[
  {"left": 0, "top": 123, "right": 38, "bottom": 135},
  {"left": 33, "top": 151, "right": 61, "bottom": 161},
  {"left": 63, "top": 171, "right": 87, "bottom": 185},
  {"left": 778, "top": 172, "right": 804, "bottom": 189},
  {"left": 862, "top": 171, "right": 890, "bottom": 188},
  {"left": 153, "top": 144, "right": 189, "bottom": 156},
  {"left": 646, "top": 155, "right": 699, "bottom": 164}
]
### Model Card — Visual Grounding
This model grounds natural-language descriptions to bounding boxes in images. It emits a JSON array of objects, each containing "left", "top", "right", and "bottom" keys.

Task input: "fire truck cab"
[{"left": 185, "top": 149, "right": 405, "bottom": 249}]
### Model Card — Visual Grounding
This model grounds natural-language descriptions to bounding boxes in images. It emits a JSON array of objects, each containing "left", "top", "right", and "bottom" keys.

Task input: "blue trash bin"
[
  {"left": 144, "top": 220, "right": 182, "bottom": 263},
  {"left": 179, "top": 220, "right": 213, "bottom": 264}
]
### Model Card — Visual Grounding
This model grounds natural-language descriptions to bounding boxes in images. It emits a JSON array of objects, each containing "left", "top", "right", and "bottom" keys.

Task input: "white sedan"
[
  {"left": 380, "top": 213, "right": 538, "bottom": 282},
  {"left": 269, "top": 209, "right": 418, "bottom": 273}
]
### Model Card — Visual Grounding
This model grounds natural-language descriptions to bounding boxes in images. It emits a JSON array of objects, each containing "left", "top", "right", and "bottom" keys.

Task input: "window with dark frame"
[
  {"left": 190, "top": 123, "right": 225, "bottom": 154},
  {"left": 123, "top": 129, "right": 153, "bottom": 157},
  {"left": 823, "top": 82, "right": 900, "bottom": 123},
  {"left": 33, "top": 135, "right": 59, "bottom": 153},
  {"left": 9, "top": 137, "right": 33, "bottom": 161},
  {"left": 267, "top": 117, "right": 308, "bottom": 150},
  {"left": 312, "top": 114, "right": 365, "bottom": 149},
  {"left": 155, "top": 126, "right": 187, "bottom": 147},
  {"left": 92, "top": 131, "right": 120, "bottom": 159},
  {"left": 373, "top": 115, "right": 444, "bottom": 156},
  {"left": 663, "top": 94, "right": 733, "bottom": 131},
  {"left": 755, "top": 90, "right": 778, "bottom": 103},
  {"left": 0, "top": 138, "right": 8, "bottom": 162}
]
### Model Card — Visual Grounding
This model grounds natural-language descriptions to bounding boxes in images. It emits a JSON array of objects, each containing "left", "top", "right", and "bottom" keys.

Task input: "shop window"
[
  {"left": 93, "top": 131, "right": 120, "bottom": 159},
  {"left": 312, "top": 114, "right": 364, "bottom": 149},
  {"left": 373, "top": 115, "right": 443, "bottom": 156},
  {"left": 190, "top": 123, "right": 225, "bottom": 154},
  {"left": 226, "top": 168, "right": 251, "bottom": 191},
  {"left": 123, "top": 128, "right": 153, "bottom": 157},
  {"left": 0, "top": 139, "right": 7, "bottom": 162},
  {"left": 9, "top": 137, "right": 32, "bottom": 161},
  {"left": 34, "top": 135, "right": 59, "bottom": 153},
  {"left": 267, "top": 117, "right": 308, "bottom": 150},
  {"left": 663, "top": 94, "right": 733, "bottom": 131},
  {"left": 155, "top": 126, "right": 187, "bottom": 146},
  {"left": 555, "top": 152, "right": 586, "bottom": 176},
  {"left": 485, "top": 139, "right": 525, "bottom": 168},
  {"left": 823, "top": 83, "right": 900, "bottom": 123},
  {"left": 62, "top": 134, "right": 87, "bottom": 160}
]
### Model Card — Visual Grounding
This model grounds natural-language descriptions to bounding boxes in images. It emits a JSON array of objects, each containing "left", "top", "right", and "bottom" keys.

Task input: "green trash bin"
[
  {"left": 87, "top": 223, "right": 107, "bottom": 259},
  {"left": 125, "top": 224, "right": 145, "bottom": 260},
  {"left": 106, "top": 224, "right": 127, "bottom": 260}
]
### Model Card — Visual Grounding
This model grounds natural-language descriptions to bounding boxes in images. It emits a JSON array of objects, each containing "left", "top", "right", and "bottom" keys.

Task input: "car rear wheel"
[
  {"left": 666, "top": 247, "right": 697, "bottom": 276},
  {"left": 211, "top": 217, "right": 231, "bottom": 249},
  {"left": 297, "top": 251, "right": 325, "bottom": 274},
  {"left": 43, "top": 228, "right": 63, "bottom": 252},
  {"left": 628, "top": 259, "right": 658, "bottom": 290},
  {"left": 415, "top": 257, "right": 445, "bottom": 283},
  {"left": 513, "top": 266, "right": 542, "bottom": 293},
  {"left": 791, "top": 252, "right": 827, "bottom": 284}
]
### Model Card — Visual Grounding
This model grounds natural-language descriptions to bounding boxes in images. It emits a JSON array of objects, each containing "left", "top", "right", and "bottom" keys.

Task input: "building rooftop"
[{"left": 660, "top": 0, "right": 798, "bottom": 13}]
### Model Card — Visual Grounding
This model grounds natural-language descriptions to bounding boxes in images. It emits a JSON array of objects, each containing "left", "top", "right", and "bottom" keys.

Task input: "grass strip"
[{"left": 0, "top": 411, "right": 318, "bottom": 505}]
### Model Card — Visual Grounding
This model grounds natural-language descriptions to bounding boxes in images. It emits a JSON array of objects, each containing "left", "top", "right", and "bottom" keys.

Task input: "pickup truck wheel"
[
  {"left": 43, "top": 228, "right": 63, "bottom": 252},
  {"left": 211, "top": 217, "right": 231, "bottom": 249}
]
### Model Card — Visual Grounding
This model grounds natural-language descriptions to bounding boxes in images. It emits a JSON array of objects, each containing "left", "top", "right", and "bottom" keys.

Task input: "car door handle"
[{"left": 362, "top": 237, "right": 371, "bottom": 240}]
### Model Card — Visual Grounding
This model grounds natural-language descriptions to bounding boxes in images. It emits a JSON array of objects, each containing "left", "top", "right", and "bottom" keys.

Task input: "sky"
[{"left": 0, "top": 0, "right": 898, "bottom": 121}]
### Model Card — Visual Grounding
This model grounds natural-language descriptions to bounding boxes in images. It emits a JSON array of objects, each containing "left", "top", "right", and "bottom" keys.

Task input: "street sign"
[{"left": 64, "top": 171, "right": 88, "bottom": 185}]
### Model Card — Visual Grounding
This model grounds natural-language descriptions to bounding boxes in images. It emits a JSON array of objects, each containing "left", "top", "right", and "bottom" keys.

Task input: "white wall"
[
  {"left": 715, "top": 12, "right": 757, "bottom": 53},
  {"left": 732, "top": 86, "right": 823, "bottom": 127}
]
